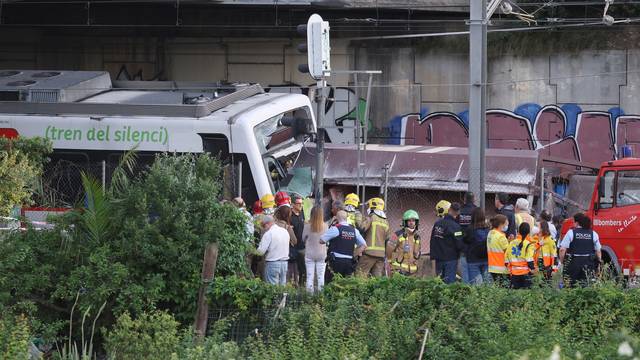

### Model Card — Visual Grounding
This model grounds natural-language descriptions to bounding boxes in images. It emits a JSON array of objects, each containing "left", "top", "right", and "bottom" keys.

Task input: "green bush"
[
  {"left": 0, "top": 153, "right": 250, "bottom": 345},
  {"left": 204, "top": 276, "right": 640, "bottom": 359},
  {"left": 0, "top": 314, "right": 31, "bottom": 360},
  {"left": 105, "top": 311, "right": 180, "bottom": 360},
  {"left": 105, "top": 311, "right": 242, "bottom": 360},
  {"left": 0, "top": 137, "right": 51, "bottom": 215}
]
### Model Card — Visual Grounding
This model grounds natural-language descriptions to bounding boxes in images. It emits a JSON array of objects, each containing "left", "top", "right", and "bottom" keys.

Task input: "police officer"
[
  {"left": 559, "top": 213, "right": 603, "bottom": 286},
  {"left": 387, "top": 209, "right": 421, "bottom": 276},
  {"left": 320, "top": 210, "right": 367, "bottom": 277},
  {"left": 430, "top": 202, "right": 465, "bottom": 284}
]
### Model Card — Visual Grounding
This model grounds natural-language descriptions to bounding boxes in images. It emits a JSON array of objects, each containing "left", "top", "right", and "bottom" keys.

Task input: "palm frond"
[
  {"left": 80, "top": 172, "right": 111, "bottom": 243},
  {"left": 109, "top": 147, "right": 139, "bottom": 197}
]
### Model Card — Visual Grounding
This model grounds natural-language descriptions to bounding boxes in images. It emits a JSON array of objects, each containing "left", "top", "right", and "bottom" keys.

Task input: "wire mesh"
[{"left": 207, "top": 291, "right": 308, "bottom": 343}]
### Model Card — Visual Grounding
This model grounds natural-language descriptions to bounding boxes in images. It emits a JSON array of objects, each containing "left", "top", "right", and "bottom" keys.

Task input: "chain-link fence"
[
  {"left": 313, "top": 143, "right": 597, "bottom": 262},
  {"left": 32, "top": 154, "right": 162, "bottom": 208},
  {"left": 33, "top": 160, "right": 109, "bottom": 208},
  {"left": 207, "top": 291, "right": 307, "bottom": 343}
]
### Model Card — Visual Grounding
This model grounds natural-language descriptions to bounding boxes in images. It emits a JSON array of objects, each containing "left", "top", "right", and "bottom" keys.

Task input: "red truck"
[{"left": 561, "top": 157, "right": 640, "bottom": 277}]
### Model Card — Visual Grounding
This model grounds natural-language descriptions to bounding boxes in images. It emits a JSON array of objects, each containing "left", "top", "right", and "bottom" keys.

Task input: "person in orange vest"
[
  {"left": 487, "top": 214, "right": 510, "bottom": 286},
  {"left": 505, "top": 222, "right": 535, "bottom": 289},
  {"left": 536, "top": 220, "right": 558, "bottom": 281}
]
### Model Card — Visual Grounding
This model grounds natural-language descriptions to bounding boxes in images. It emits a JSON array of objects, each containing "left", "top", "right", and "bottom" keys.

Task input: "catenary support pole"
[{"left": 469, "top": 0, "right": 488, "bottom": 210}]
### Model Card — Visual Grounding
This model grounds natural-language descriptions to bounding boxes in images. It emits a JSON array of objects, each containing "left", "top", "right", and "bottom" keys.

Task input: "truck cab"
[{"left": 562, "top": 158, "right": 640, "bottom": 276}]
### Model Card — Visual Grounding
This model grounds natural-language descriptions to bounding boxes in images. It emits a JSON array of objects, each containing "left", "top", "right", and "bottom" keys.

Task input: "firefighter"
[
  {"left": 356, "top": 197, "right": 391, "bottom": 277},
  {"left": 505, "top": 223, "right": 535, "bottom": 289},
  {"left": 344, "top": 193, "right": 364, "bottom": 229},
  {"left": 252, "top": 200, "right": 263, "bottom": 216},
  {"left": 435, "top": 200, "right": 451, "bottom": 218},
  {"left": 415, "top": 201, "right": 450, "bottom": 278},
  {"left": 254, "top": 194, "right": 276, "bottom": 235},
  {"left": 261, "top": 194, "right": 276, "bottom": 214},
  {"left": 430, "top": 202, "right": 464, "bottom": 284},
  {"left": 536, "top": 220, "right": 558, "bottom": 281},
  {"left": 559, "top": 213, "right": 603, "bottom": 287},
  {"left": 387, "top": 209, "right": 421, "bottom": 276},
  {"left": 275, "top": 191, "right": 291, "bottom": 208},
  {"left": 487, "top": 214, "right": 510, "bottom": 286}
]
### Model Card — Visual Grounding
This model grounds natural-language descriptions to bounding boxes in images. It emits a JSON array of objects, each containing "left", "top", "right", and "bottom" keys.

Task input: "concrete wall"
[{"left": 2, "top": 31, "right": 639, "bottom": 143}]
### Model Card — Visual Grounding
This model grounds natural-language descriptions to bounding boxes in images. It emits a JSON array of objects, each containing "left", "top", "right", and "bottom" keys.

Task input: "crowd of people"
[{"left": 233, "top": 190, "right": 602, "bottom": 292}]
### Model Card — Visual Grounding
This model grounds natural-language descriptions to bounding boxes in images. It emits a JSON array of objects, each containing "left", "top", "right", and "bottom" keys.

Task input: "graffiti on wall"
[
  {"left": 266, "top": 84, "right": 370, "bottom": 144},
  {"left": 114, "top": 64, "right": 164, "bottom": 81},
  {"left": 387, "top": 103, "right": 640, "bottom": 165}
]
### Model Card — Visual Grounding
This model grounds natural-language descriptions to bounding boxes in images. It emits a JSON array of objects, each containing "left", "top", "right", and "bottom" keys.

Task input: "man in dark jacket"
[
  {"left": 290, "top": 195, "right": 306, "bottom": 286},
  {"left": 457, "top": 192, "right": 477, "bottom": 283},
  {"left": 495, "top": 192, "right": 516, "bottom": 239},
  {"left": 430, "top": 202, "right": 464, "bottom": 284}
]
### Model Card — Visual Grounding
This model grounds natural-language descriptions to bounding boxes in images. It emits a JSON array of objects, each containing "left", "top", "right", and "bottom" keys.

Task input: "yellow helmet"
[
  {"left": 345, "top": 193, "right": 360, "bottom": 207},
  {"left": 435, "top": 200, "right": 451, "bottom": 217},
  {"left": 260, "top": 194, "right": 276, "bottom": 209},
  {"left": 367, "top": 197, "right": 385, "bottom": 211}
]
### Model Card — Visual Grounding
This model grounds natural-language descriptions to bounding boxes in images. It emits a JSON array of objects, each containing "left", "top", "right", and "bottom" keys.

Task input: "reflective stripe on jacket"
[
  {"left": 362, "top": 214, "right": 390, "bottom": 257},
  {"left": 538, "top": 235, "right": 558, "bottom": 271},
  {"left": 389, "top": 231, "right": 420, "bottom": 274},
  {"left": 505, "top": 236, "right": 534, "bottom": 276},
  {"left": 487, "top": 229, "right": 509, "bottom": 274}
]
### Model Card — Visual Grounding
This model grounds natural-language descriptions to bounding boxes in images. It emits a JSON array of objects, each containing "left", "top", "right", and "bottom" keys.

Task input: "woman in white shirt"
[{"left": 302, "top": 206, "right": 328, "bottom": 293}]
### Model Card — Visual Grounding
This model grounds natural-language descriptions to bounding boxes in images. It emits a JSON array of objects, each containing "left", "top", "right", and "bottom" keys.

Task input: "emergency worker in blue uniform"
[
  {"left": 321, "top": 210, "right": 367, "bottom": 277},
  {"left": 559, "top": 213, "right": 603, "bottom": 286}
]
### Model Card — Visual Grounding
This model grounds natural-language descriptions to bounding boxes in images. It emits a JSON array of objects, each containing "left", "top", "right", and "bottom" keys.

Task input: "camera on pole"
[{"left": 297, "top": 14, "right": 331, "bottom": 80}]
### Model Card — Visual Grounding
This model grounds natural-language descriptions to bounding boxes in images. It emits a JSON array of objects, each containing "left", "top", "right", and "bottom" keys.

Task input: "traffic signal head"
[{"left": 297, "top": 14, "right": 331, "bottom": 80}]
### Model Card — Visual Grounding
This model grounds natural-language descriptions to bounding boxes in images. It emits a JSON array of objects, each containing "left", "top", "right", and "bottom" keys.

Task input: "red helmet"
[
  {"left": 275, "top": 191, "right": 291, "bottom": 207},
  {"left": 253, "top": 200, "right": 263, "bottom": 214}
]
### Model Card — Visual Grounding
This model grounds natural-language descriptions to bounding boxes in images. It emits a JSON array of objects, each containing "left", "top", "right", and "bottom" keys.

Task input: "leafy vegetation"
[
  {"left": 206, "top": 276, "right": 640, "bottom": 359},
  {"left": 0, "top": 137, "right": 51, "bottom": 216},
  {"left": 0, "top": 153, "right": 250, "bottom": 351},
  {"left": 0, "top": 314, "right": 31, "bottom": 360}
]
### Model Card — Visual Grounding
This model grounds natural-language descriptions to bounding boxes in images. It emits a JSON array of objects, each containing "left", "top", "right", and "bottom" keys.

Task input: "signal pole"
[
  {"left": 315, "top": 81, "right": 326, "bottom": 207},
  {"left": 297, "top": 14, "right": 331, "bottom": 207}
]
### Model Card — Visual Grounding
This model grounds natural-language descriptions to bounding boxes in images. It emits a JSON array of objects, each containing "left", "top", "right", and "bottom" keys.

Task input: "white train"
[{"left": 0, "top": 70, "right": 316, "bottom": 205}]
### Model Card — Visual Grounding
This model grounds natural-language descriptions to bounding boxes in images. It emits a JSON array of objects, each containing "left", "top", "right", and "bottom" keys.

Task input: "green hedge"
[{"left": 208, "top": 276, "right": 640, "bottom": 359}]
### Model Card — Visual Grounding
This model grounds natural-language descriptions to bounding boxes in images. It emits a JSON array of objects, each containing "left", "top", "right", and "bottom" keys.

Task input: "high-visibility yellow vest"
[
  {"left": 537, "top": 235, "right": 558, "bottom": 271},
  {"left": 505, "top": 236, "right": 534, "bottom": 276},
  {"left": 487, "top": 229, "right": 509, "bottom": 274},
  {"left": 515, "top": 212, "right": 535, "bottom": 230}
]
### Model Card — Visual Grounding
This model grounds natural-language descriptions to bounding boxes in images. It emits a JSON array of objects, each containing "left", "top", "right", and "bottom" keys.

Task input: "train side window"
[
  {"left": 616, "top": 170, "right": 640, "bottom": 207},
  {"left": 201, "top": 135, "right": 230, "bottom": 163},
  {"left": 599, "top": 171, "right": 615, "bottom": 209}
]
